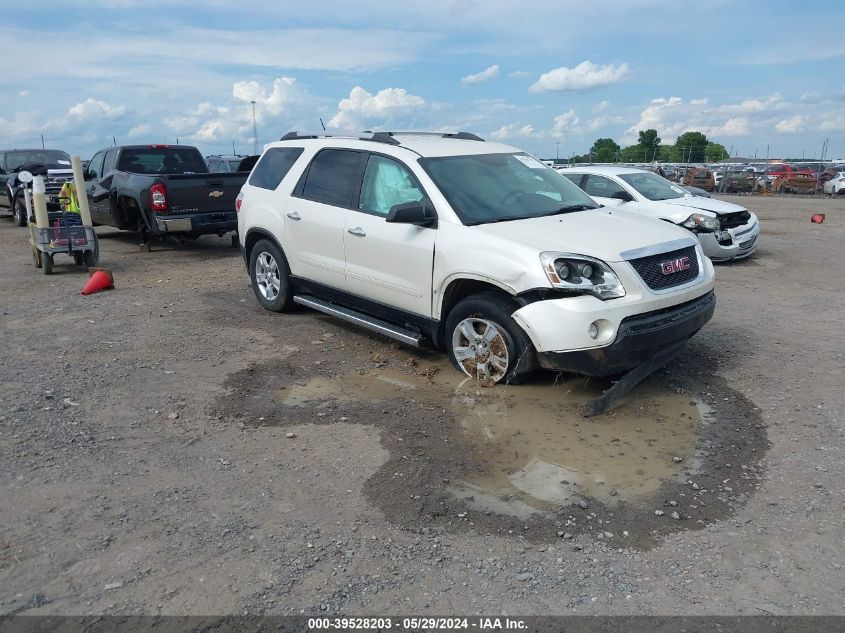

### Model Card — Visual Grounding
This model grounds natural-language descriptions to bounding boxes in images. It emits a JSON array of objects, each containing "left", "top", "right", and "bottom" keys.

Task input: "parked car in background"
[
  {"left": 83, "top": 144, "right": 247, "bottom": 242},
  {"left": 559, "top": 166, "right": 759, "bottom": 261},
  {"left": 823, "top": 171, "right": 845, "bottom": 195},
  {"left": 682, "top": 167, "right": 716, "bottom": 192},
  {"left": 237, "top": 131, "right": 715, "bottom": 384},
  {"left": 764, "top": 164, "right": 814, "bottom": 182},
  {"left": 206, "top": 154, "right": 247, "bottom": 173},
  {"left": 0, "top": 149, "right": 73, "bottom": 226},
  {"left": 772, "top": 172, "right": 817, "bottom": 194}
]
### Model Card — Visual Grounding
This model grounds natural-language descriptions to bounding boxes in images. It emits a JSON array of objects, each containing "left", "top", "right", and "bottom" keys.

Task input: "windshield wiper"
[{"left": 539, "top": 204, "right": 598, "bottom": 216}]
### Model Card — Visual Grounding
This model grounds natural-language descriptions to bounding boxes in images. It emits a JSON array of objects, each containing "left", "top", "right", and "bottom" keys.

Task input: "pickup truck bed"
[{"left": 84, "top": 145, "right": 247, "bottom": 241}]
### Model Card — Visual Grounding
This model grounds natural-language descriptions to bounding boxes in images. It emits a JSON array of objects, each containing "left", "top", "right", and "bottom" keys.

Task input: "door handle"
[
  {"left": 347, "top": 227, "right": 366, "bottom": 237},
  {"left": 286, "top": 212, "right": 301, "bottom": 221}
]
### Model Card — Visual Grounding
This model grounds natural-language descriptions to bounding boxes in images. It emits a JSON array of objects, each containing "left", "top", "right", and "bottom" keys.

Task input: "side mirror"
[
  {"left": 83, "top": 170, "right": 93, "bottom": 181},
  {"left": 386, "top": 201, "right": 436, "bottom": 227},
  {"left": 611, "top": 190, "right": 633, "bottom": 202}
]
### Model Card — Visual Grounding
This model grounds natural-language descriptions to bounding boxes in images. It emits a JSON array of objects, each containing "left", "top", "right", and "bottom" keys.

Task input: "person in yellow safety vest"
[{"left": 58, "top": 180, "right": 81, "bottom": 214}]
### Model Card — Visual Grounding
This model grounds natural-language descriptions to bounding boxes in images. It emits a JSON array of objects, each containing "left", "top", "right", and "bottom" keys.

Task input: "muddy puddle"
[
  {"left": 277, "top": 361, "right": 712, "bottom": 518},
  {"left": 220, "top": 350, "right": 767, "bottom": 547}
]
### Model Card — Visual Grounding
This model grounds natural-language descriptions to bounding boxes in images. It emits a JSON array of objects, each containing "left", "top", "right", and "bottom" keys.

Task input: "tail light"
[
  {"left": 150, "top": 183, "right": 168, "bottom": 213},
  {"left": 235, "top": 191, "right": 244, "bottom": 213}
]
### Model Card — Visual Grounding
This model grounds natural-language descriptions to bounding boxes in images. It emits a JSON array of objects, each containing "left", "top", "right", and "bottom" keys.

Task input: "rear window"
[
  {"left": 117, "top": 148, "right": 208, "bottom": 174},
  {"left": 298, "top": 149, "right": 364, "bottom": 207},
  {"left": 249, "top": 147, "right": 304, "bottom": 190}
]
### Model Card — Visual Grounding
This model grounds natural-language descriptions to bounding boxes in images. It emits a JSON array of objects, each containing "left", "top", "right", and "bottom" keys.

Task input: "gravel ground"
[{"left": 0, "top": 194, "right": 843, "bottom": 616}]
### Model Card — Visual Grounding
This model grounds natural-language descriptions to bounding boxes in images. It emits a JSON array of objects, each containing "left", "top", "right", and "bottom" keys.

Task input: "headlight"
[
  {"left": 540, "top": 252, "right": 626, "bottom": 300},
  {"left": 681, "top": 213, "right": 719, "bottom": 232}
]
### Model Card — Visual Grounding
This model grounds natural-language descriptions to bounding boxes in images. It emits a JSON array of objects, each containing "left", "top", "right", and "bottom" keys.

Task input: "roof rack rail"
[
  {"left": 280, "top": 131, "right": 321, "bottom": 141},
  {"left": 279, "top": 130, "right": 485, "bottom": 144}
]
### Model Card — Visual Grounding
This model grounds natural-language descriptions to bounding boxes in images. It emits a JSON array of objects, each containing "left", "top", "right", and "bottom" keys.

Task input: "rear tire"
[
  {"left": 444, "top": 291, "right": 537, "bottom": 385},
  {"left": 249, "top": 239, "right": 294, "bottom": 312}
]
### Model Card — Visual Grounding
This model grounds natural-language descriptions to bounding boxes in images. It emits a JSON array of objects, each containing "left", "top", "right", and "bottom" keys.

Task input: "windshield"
[
  {"left": 619, "top": 171, "right": 688, "bottom": 201},
  {"left": 420, "top": 152, "right": 599, "bottom": 225},
  {"left": 5, "top": 150, "right": 71, "bottom": 172},
  {"left": 117, "top": 148, "right": 208, "bottom": 174}
]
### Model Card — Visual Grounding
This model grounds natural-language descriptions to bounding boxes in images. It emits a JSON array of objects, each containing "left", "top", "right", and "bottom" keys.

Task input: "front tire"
[
  {"left": 249, "top": 239, "right": 294, "bottom": 312},
  {"left": 12, "top": 195, "right": 27, "bottom": 227},
  {"left": 445, "top": 291, "right": 537, "bottom": 385}
]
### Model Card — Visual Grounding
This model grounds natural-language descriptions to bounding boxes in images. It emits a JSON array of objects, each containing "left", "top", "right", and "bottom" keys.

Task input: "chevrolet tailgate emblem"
[{"left": 208, "top": 190, "right": 224, "bottom": 198}]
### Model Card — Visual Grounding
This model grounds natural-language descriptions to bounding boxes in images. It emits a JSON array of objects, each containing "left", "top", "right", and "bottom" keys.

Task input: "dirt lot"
[{"left": 1, "top": 195, "right": 843, "bottom": 616}]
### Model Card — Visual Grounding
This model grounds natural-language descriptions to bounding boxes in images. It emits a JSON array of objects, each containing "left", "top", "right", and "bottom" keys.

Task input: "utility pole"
[
  {"left": 233, "top": 140, "right": 236, "bottom": 155},
  {"left": 40, "top": 134, "right": 45, "bottom": 149},
  {"left": 556, "top": 141, "right": 559, "bottom": 162},
  {"left": 251, "top": 101, "right": 258, "bottom": 155}
]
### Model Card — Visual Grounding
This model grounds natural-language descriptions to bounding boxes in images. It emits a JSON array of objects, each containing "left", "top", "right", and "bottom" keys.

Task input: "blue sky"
[{"left": 2, "top": 0, "right": 844, "bottom": 161}]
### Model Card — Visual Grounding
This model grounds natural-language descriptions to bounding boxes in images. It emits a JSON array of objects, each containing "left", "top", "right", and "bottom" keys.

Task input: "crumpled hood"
[
  {"left": 659, "top": 195, "right": 748, "bottom": 216},
  {"left": 473, "top": 208, "right": 694, "bottom": 262}
]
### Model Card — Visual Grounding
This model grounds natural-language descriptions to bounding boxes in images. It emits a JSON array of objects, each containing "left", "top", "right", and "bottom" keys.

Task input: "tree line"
[{"left": 560, "top": 129, "right": 729, "bottom": 164}]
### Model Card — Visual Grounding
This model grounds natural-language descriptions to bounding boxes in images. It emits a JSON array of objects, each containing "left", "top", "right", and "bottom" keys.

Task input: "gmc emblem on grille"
[{"left": 660, "top": 256, "right": 691, "bottom": 275}]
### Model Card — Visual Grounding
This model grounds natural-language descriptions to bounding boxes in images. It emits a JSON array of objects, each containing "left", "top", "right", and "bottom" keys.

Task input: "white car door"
[
  {"left": 285, "top": 148, "right": 365, "bottom": 290},
  {"left": 343, "top": 153, "right": 435, "bottom": 317},
  {"left": 581, "top": 174, "right": 639, "bottom": 211}
]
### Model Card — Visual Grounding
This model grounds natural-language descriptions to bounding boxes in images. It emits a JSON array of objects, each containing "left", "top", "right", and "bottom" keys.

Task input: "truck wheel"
[
  {"left": 12, "top": 195, "right": 27, "bottom": 227},
  {"left": 249, "top": 239, "right": 294, "bottom": 312},
  {"left": 445, "top": 291, "right": 536, "bottom": 385}
]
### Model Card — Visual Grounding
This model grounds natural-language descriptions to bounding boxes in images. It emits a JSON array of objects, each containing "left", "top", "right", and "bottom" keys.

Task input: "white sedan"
[
  {"left": 559, "top": 165, "right": 759, "bottom": 262},
  {"left": 823, "top": 171, "right": 845, "bottom": 195}
]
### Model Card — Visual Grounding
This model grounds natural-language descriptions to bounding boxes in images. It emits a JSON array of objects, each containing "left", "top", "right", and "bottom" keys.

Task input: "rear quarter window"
[
  {"left": 249, "top": 147, "right": 305, "bottom": 190},
  {"left": 297, "top": 149, "right": 364, "bottom": 207}
]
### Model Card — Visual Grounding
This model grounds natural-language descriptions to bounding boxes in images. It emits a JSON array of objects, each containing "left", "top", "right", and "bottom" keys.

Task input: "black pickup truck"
[
  {"left": 83, "top": 145, "right": 246, "bottom": 242},
  {"left": 1, "top": 149, "right": 74, "bottom": 226}
]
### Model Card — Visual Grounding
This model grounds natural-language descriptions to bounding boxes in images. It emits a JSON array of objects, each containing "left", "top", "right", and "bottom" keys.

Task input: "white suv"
[{"left": 237, "top": 132, "right": 716, "bottom": 384}]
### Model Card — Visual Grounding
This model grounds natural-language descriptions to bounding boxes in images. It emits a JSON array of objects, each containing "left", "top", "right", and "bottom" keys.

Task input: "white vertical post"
[
  {"left": 70, "top": 155, "right": 93, "bottom": 228},
  {"left": 23, "top": 188, "right": 33, "bottom": 220},
  {"left": 32, "top": 176, "right": 49, "bottom": 228}
]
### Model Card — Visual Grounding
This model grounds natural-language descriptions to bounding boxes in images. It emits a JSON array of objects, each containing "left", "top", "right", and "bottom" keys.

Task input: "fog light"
[{"left": 588, "top": 322, "right": 599, "bottom": 339}]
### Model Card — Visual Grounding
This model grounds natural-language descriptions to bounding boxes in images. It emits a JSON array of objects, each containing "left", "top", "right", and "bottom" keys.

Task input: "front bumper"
[
  {"left": 698, "top": 216, "right": 759, "bottom": 261},
  {"left": 155, "top": 211, "right": 237, "bottom": 235},
  {"left": 535, "top": 291, "right": 715, "bottom": 376}
]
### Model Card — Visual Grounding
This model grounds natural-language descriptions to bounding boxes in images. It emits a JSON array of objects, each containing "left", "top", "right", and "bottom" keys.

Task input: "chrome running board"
[{"left": 293, "top": 295, "right": 423, "bottom": 347}]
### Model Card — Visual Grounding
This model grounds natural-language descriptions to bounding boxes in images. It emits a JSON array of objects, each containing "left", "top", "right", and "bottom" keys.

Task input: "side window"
[
  {"left": 103, "top": 149, "right": 116, "bottom": 173},
  {"left": 207, "top": 159, "right": 220, "bottom": 173},
  {"left": 358, "top": 154, "right": 424, "bottom": 216},
  {"left": 299, "top": 149, "right": 363, "bottom": 206},
  {"left": 87, "top": 152, "right": 106, "bottom": 179},
  {"left": 583, "top": 174, "right": 625, "bottom": 197},
  {"left": 249, "top": 147, "right": 305, "bottom": 191},
  {"left": 560, "top": 173, "right": 583, "bottom": 186}
]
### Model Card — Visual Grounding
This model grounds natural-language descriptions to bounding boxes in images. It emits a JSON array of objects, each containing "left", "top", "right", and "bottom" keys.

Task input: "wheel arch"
[
  {"left": 435, "top": 276, "right": 520, "bottom": 348},
  {"left": 243, "top": 228, "right": 290, "bottom": 271}
]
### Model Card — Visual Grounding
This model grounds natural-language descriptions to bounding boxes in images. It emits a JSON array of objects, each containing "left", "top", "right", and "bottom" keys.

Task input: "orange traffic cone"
[{"left": 81, "top": 269, "right": 114, "bottom": 295}]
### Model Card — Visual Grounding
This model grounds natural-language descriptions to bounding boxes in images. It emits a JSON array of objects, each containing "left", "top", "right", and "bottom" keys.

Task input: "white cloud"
[
  {"left": 774, "top": 115, "right": 805, "bottom": 133},
  {"left": 18, "top": 90, "right": 29, "bottom": 97},
  {"left": 461, "top": 65, "right": 500, "bottom": 85},
  {"left": 67, "top": 98, "right": 127, "bottom": 121},
  {"left": 530, "top": 61, "right": 630, "bottom": 93},
  {"left": 127, "top": 123, "right": 152, "bottom": 139},
  {"left": 508, "top": 70, "right": 530, "bottom": 79},
  {"left": 586, "top": 115, "right": 625, "bottom": 132},
  {"left": 593, "top": 100, "right": 610, "bottom": 113},
  {"left": 622, "top": 96, "right": 758, "bottom": 144},
  {"left": 328, "top": 86, "right": 426, "bottom": 130},
  {"left": 489, "top": 124, "right": 543, "bottom": 141},
  {"left": 551, "top": 109, "right": 580, "bottom": 137}
]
